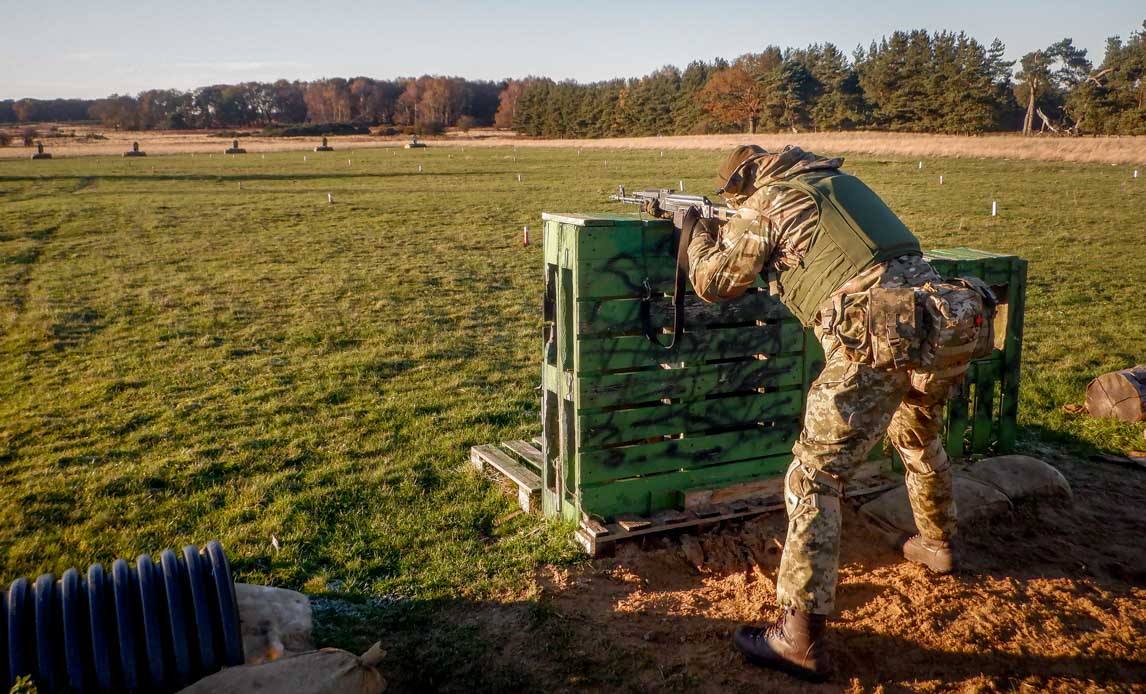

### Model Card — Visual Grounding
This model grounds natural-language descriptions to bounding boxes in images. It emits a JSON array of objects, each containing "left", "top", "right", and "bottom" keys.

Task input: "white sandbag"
[
  {"left": 178, "top": 643, "right": 386, "bottom": 694},
  {"left": 236, "top": 583, "right": 314, "bottom": 663},
  {"left": 859, "top": 476, "right": 1012, "bottom": 536},
  {"left": 963, "top": 455, "right": 1072, "bottom": 502}
]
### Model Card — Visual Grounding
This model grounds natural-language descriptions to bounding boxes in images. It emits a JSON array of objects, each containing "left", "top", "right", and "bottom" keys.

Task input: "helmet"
[{"left": 715, "top": 144, "right": 766, "bottom": 197}]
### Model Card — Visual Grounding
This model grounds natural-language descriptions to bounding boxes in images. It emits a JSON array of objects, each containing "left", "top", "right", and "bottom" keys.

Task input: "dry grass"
[
  {"left": 3, "top": 126, "right": 1144, "bottom": 165},
  {"left": 472, "top": 131, "right": 1146, "bottom": 166}
]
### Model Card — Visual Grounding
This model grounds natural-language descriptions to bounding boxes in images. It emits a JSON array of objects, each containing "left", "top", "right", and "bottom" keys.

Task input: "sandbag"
[
  {"left": 236, "top": 583, "right": 314, "bottom": 663},
  {"left": 963, "top": 455, "right": 1072, "bottom": 502},
  {"left": 859, "top": 476, "right": 1012, "bottom": 537},
  {"left": 1086, "top": 366, "right": 1146, "bottom": 422},
  {"left": 178, "top": 644, "right": 386, "bottom": 694}
]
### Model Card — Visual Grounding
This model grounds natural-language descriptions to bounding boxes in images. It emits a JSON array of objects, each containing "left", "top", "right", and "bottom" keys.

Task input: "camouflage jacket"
[{"left": 688, "top": 147, "right": 844, "bottom": 303}]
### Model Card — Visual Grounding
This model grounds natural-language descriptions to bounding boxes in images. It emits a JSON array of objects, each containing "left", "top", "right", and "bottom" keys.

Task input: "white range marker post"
[
  {"left": 517, "top": 174, "right": 522, "bottom": 183},
  {"left": 238, "top": 181, "right": 242, "bottom": 190},
  {"left": 679, "top": 180, "right": 685, "bottom": 192},
  {"left": 1135, "top": 169, "right": 1139, "bottom": 178},
  {"left": 418, "top": 164, "right": 423, "bottom": 173},
  {"left": 328, "top": 193, "right": 333, "bottom": 204},
  {"left": 304, "top": 155, "right": 307, "bottom": 162},
  {"left": 660, "top": 150, "right": 664, "bottom": 158},
  {"left": 992, "top": 201, "right": 997, "bottom": 216},
  {"left": 939, "top": 175, "right": 944, "bottom": 185},
  {"left": 523, "top": 226, "right": 530, "bottom": 246},
  {"left": 348, "top": 159, "right": 352, "bottom": 167},
  {"left": 918, "top": 161, "right": 923, "bottom": 170},
  {"left": 604, "top": 159, "right": 608, "bottom": 169}
]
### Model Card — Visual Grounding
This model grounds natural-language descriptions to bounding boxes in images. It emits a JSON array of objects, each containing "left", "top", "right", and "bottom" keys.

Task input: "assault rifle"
[
  {"left": 609, "top": 186, "right": 735, "bottom": 224},
  {"left": 609, "top": 186, "right": 735, "bottom": 350}
]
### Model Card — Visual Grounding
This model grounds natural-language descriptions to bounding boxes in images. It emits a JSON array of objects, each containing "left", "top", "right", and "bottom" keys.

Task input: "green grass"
[{"left": 1, "top": 145, "right": 1143, "bottom": 644}]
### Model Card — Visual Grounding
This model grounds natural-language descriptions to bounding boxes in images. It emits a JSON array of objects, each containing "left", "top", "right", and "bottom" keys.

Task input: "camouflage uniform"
[{"left": 690, "top": 147, "right": 986, "bottom": 615}]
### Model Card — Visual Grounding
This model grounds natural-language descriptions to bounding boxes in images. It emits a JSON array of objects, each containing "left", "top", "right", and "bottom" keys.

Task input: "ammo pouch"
[
  {"left": 824, "top": 287, "right": 922, "bottom": 369},
  {"left": 918, "top": 277, "right": 998, "bottom": 373},
  {"left": 822, "top": 277, "right": 997, "bottom": 372}
]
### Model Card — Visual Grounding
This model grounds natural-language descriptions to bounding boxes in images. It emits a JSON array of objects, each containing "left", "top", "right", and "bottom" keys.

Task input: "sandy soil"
[
  {"left": 452, "top": 450, "right": 1146, "bottom": 693},
  {"left": 3, "top": 127, "right": 1145, "bottom": 165}
]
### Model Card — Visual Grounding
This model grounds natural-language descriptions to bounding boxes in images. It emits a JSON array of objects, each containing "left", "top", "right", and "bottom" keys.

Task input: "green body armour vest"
[{"left": 769, "top": 171, "right": 922, "bottom": 326}]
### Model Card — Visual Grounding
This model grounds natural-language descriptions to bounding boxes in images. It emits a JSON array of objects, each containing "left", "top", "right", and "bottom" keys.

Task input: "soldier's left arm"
[{"left": 687, "top": 209, "right": 773, "bottom": 303}]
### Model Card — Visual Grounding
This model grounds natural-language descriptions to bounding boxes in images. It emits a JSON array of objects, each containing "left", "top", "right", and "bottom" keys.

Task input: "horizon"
[{"left": 2, "top": 1, "right": 1143, "bottom": 101}]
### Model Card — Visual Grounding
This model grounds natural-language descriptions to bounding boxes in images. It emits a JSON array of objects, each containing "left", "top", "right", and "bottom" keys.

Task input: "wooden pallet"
[
  {"left": 473, "top": 438, "right": 901, "bottom": 557},
  {"left": 470, "top": 438, "right": 544, "bottom": 512}
]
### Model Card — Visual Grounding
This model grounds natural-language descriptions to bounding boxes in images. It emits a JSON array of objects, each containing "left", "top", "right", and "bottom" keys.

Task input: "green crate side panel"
[
  {"left": 578, "top": 290, "right": 792, "bottom": 336},
  {"left": 577, "top": 390, "right": 803, "bottom": 449},
  {"left": 575, "top": 321, "right": 804, "bottom": 373},
  {"left": 927, "top": 247, "right": 1026, "bottom": 457},
  {"left": 575, "top": 355, "right": 805, "bottom": 410},
  {"left": 579, "top": 424, "right": 800, "bottom": 485},
  {"left": 579, "top": 454, "right": 792, "bottom": 519},
  {"left": 998, "top": 259, "right": 1027, "bottom": 450}
]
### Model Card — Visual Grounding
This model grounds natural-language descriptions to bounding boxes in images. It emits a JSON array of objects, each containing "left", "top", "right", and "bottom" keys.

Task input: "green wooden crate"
[
  {"left": 527, "top": 216, "right": 1026, "bottom": 529},
  {"left": 539, "top": 213, "right": 822, "bottom": 523}
]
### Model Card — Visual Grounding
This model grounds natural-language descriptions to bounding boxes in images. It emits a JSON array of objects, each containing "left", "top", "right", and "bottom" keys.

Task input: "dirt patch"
[{"left": 515, "top": 453, "right": 1146, "bottom": 692}]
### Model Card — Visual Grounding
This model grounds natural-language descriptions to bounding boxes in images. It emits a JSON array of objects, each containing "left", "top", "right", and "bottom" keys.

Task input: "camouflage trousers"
[{"left": 775, "top": 258, "right": 971, "bottom": 616}]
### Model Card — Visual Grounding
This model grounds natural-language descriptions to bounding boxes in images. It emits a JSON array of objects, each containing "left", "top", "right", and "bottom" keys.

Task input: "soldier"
[{"left": 687, "top": 145, "right": 995, "bottom": 682}]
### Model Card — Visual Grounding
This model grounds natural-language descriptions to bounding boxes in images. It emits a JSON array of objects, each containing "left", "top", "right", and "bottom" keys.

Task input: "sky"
[{"left": 2, "top": 0, "right": 1143, "bottom": 100}]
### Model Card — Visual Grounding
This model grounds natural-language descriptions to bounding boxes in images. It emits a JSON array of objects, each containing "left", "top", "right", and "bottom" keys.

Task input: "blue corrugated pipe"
[{"left": 4, "top": 541, "right": 243, "bottom": 693}]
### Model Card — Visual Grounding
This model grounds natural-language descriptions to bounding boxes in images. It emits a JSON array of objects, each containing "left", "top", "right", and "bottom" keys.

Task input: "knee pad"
[
  {"left": 784, "top": 459, "right": 843, "bottom": 520},
  {"left": 899, "top": 439, "right": 951, "bottom": 477}
]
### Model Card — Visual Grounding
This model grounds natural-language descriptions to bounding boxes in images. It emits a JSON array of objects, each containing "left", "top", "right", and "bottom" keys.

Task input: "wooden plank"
[
  {"left": 615, "top": 515, "right": 652, "bottom": 531},
  {"left": 577, "top": 355, "right": 805, "bottom": 410},
  {"left": 575, "top": 321, "right": 804, "bottom": 373},
  {"left": 577, "top": 291, "right": 794, "bottom": 336},
  {"left": 578, "top": 423, "right": 800, "bottom": 485},
  {"left": 471, "top": 445, "right": 542, "bottom": 492},
  {"left": 541, "top": 212, "right": 644, "bottom": 226},
  {"left": 577, "top": 390, "right": 803, "bottom": 449},
  {"left": 684, "top": 477, "right": 784, "bottom": 510},
  {"left": 970, "top": 366, "right": 996, "bottom": 453},
  {"left": 944, "top": 362, "right": 972, "bottom": 459},
  {"left": 574, "top": 495, "right": 787, "bottom": 555},
  {"left": 574, "top": 256, "right": 676, "bottom": 299},
  {"left": 504, "top": 439, "right": 544, "bottom": 471},
  {"left": 998, "top": 259, "right": 1026, "bottom": 452},
  {"left": 574, "top": 220, "right": 673, "bottom": 260},
  {"left": 579, "top": 453, "right": 791, "bottom": 520}
]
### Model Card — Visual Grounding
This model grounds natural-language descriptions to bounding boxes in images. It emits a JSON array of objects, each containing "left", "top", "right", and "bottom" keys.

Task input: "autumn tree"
[{"left": 700, "top": 65, "right": 769, "bottom": 133}]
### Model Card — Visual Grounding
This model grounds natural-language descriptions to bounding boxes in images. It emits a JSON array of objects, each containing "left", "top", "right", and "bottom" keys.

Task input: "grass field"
[{"left": 2, "top": 145, "right": 1144, "bottom": 689}]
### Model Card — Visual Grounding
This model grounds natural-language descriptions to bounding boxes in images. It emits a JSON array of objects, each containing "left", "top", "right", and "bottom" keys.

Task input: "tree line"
[
  {"left": 0, "top": 77, "right": 502, "bottom": 134},
  {"left": 1, "top": 20, "right": 1143, "bottom": 136}
]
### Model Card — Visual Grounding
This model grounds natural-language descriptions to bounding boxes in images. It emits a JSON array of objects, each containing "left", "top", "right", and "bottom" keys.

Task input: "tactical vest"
[{"left": 768, "top": 171, "right": 922, "bottom": 326}]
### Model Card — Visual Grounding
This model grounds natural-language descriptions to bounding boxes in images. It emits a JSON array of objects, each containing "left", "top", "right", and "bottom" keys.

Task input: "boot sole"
[{"left": 737, "top": 649, "right": 830, "bottom": 684}]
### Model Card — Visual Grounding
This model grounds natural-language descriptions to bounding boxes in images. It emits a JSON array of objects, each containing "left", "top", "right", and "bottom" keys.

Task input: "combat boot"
[
  {"left": 902, "top": 535, "right": 956, "bottom": 573},
  {"left": 732, "top": 607, "right": 831, "bottom": 683}
]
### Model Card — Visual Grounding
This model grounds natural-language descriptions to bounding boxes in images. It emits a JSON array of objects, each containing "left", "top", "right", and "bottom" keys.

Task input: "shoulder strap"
[{"left": 641, "top": 206, "right": 697, "bottom": 350}]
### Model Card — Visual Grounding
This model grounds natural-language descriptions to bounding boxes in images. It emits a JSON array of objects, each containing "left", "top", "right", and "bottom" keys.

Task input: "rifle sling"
[{"left": 640, "top": 206, "right": 697, "bottom": 350}]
